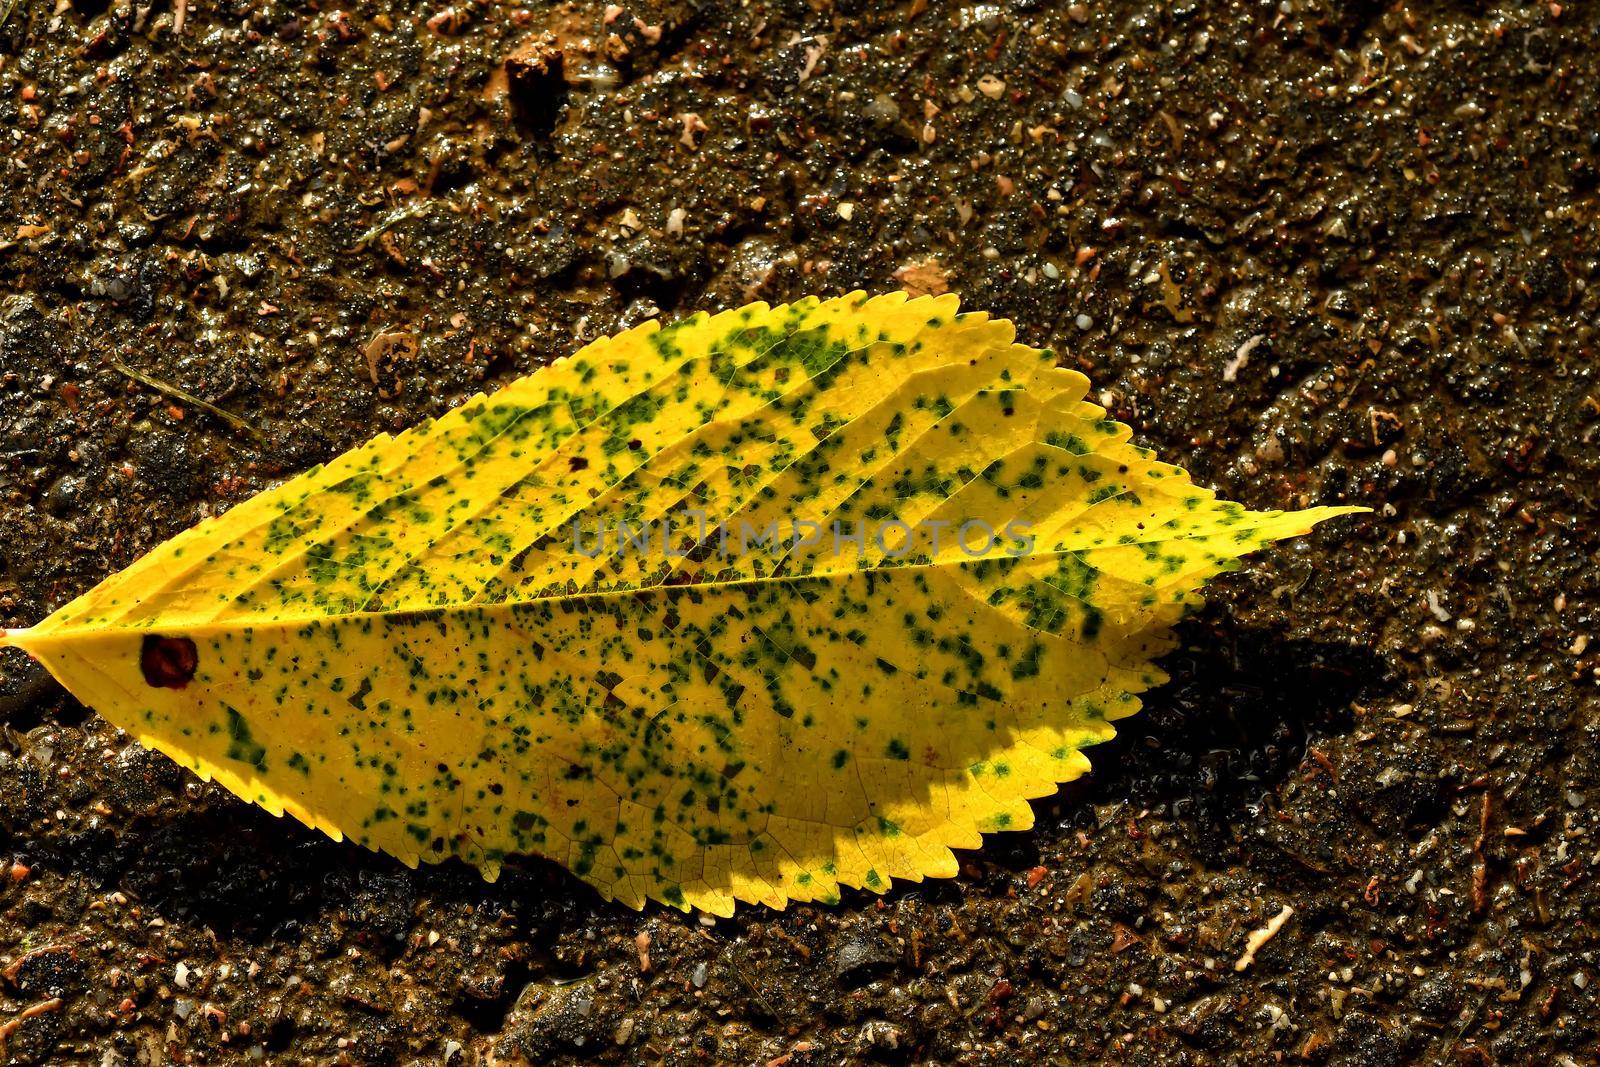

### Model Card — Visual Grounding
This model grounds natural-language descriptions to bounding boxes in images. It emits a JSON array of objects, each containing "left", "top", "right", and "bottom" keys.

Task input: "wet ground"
[{"left": 1, "top": 0, "right": 1598, "bottom": 1062}]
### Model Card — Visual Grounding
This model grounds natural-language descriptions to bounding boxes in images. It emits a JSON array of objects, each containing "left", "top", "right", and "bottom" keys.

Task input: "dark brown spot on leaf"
[{"left": 140, "top": 635, "right": 198, "bottom": 688}]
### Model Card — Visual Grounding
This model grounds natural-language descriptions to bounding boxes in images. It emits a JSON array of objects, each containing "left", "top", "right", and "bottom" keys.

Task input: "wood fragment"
[{"left": 1234, "top": 904, "right": 1293, "bottom": 971}]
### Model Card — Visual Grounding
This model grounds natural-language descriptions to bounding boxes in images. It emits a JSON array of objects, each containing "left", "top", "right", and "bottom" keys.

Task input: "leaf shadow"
[
  {"left": 985, "top": 615, "right": 1390, "bottom": 874},
  {"left": 1091, "top": 619, "right": 1381, "bottom": 801}
]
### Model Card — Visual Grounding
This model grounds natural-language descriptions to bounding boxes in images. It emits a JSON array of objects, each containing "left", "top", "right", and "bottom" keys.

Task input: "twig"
[
  {"left": 173, "top": 0, "right": 187, "bottom": 35},
  {"left": 107, "top": 358, "right": 262, "bottom": 439},
  {"left": 351, "top": 203, "right": 426, "bottom": 249}
]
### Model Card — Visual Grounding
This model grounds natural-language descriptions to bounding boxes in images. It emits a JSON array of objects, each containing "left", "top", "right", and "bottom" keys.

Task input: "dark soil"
[{"left": 2, "top": 0, "right": 1598, "bottom": 1063}]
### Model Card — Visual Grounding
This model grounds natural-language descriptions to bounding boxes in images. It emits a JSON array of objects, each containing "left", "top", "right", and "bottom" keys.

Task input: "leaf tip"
[{"left": 1306, "top": 503, "right": 1373, "bottom": 524}]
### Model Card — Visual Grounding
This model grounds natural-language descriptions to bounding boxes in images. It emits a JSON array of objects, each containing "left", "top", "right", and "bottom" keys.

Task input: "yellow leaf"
[{"left": 3, "top": 293, "right": 1362, "bottom": 914}]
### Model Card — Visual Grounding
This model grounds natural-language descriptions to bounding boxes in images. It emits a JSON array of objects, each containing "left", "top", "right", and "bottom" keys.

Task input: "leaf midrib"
[{"left": 17, "top": 514, "right": 1321, "bottom": 646}]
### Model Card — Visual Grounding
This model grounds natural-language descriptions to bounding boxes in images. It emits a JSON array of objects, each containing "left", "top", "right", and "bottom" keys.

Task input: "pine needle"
[{"left": 107, "top": 358, "right": 263, "bottom": 440}]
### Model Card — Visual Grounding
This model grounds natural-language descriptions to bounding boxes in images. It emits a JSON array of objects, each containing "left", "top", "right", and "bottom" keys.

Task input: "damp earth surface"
[{"left": 2, "top": 0, "right": 1599, "bottom": 1063}]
